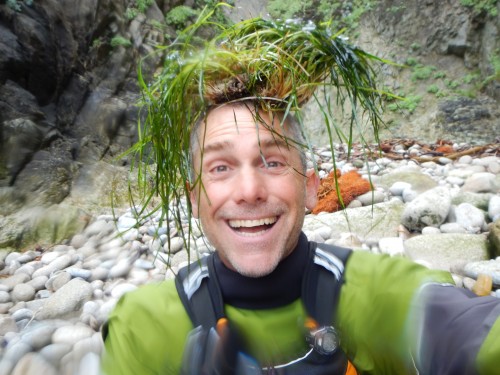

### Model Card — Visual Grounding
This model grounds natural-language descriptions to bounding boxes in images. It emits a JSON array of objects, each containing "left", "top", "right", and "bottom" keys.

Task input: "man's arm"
[
  {"left": 337, "top": 251, "right": 454, "bottom": 374},
  {"left": 101, "top": 281, "right": 193, "bottom": 375},
  {"left": 411, "top": 283, "right": 500, "bottom": 375}
]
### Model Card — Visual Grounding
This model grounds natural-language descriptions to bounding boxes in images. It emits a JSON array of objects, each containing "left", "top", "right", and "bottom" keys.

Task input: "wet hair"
[{"left": 188, "top": 100, "right": 307, "bottom": 183}]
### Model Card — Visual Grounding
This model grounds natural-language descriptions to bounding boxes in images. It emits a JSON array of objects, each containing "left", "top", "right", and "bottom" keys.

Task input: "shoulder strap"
[
  {"left": 175, "top": 254, "right": 225, "bottom": 329},
  {"left": 176, "top": 241, "right": 352, "bottom": 329},
  {"left": 302, "top": 242, "right": 352, "bottom": 326}
]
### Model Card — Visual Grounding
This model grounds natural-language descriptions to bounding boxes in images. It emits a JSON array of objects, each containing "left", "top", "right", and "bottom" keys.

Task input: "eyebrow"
[
  {"left": 202, "top": 137, "right": 292, "bottom": 156},
  {"left": 202, "top": 140, "right": 235, "bottom": 155}
]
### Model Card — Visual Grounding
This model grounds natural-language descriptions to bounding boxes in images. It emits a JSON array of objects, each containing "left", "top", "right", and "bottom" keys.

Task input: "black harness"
[{"left": 175, "top": 241, "right": 352, "bottom": 374}]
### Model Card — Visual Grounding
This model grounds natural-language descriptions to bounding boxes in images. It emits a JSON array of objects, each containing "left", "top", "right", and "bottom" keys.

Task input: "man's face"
[{"left": 190, "top": 104, "right": 319, "bottom": 277}]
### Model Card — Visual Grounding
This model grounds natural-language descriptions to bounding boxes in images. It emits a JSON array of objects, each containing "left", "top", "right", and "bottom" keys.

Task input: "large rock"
[
  {"left": 488, "top": 219, "right": 500, "bottom": 258},
  {"left": 375, "top": 171, "right": 438, "bottom": 194},
  {"left": 0, "top": 0, "right": 162, "bottom": 250},
  {"left": 304, "top": 198, "right": 405, "bottom": 242},
  {"left": 0, "top": 205, "right": 91, "bottom": 250},
  {"left": 401, "top": 186, "right": 452, "bottom": 231},
  {"left": 37, "top": 278, "right": 93, "bottom": 320},
  {"left": 404, "top": 233, "right": 490, "bottom": 271},
  {"left": 436, "top": 98, "right": 500, "bottom": 145}
]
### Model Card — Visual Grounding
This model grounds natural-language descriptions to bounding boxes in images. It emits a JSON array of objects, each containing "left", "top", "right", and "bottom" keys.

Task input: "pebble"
[{"left": 0, "top": 142, "right": 498, "bottom": 373}]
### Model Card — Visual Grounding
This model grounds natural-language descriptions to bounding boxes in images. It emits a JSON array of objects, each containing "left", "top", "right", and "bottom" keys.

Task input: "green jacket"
[{"left": 101, "top": 250, "right": 500, "bottom": 374}]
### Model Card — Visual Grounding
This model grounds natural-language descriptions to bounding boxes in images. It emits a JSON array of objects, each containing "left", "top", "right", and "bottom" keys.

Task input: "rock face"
[
  {"left": 0, "top": 0, "right": 166, "bottom": 248},
  {"left": 303, "top": 0, "right": 500, "bottom": 145},
  {"left": 436, "top": 98, "right": 500, "bottom": 145},
  {"left": 0, "top": 0, "right": 499, "bottom": 249}
]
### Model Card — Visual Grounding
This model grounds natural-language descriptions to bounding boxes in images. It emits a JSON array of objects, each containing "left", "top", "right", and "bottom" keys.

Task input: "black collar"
[{"left": 213, "top": 232, "right": 309, "bottom": 309}]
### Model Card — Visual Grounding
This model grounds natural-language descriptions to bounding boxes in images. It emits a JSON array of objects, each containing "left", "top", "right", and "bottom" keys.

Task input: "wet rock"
[
  {"left": 37, "top": 278, "right": 93, "bottom": 320},
  {"left": 405, "top": 233, "right": 490, "bottom": 271},
  {"left": 401, "top": 186, "right": 451, "bottom": 231}
]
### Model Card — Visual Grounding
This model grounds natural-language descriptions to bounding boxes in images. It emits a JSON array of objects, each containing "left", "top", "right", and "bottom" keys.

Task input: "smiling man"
[{"left": 189, "top": 102, "right": 318, "bottom": 278}]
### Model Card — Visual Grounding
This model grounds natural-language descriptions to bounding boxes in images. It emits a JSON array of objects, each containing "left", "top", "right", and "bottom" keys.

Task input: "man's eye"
[
  {"left": 266, "top": 161, "right": 282, "bottom": 168},
  {"left": 213, "top": 165, "right": 228, "bottom": 173}
]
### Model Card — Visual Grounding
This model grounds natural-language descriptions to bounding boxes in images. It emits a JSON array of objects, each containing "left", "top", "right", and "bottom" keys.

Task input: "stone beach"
[{"left": 0, "top": 140, "right": 499, "bottom": 375}]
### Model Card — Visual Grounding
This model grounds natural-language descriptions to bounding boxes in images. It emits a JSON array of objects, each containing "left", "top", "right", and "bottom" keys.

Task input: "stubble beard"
[{"left": 204, "top": 209, "right": 305, "bottom": 278}]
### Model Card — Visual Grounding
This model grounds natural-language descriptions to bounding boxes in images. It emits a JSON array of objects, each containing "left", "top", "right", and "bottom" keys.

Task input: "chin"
[{"left": 231, "top": 254, "right": 281, "bottom": 278}]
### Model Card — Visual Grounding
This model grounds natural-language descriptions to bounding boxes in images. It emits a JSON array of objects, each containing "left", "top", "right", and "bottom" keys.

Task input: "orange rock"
[
  {"left": 312, "top": 170, "right": 372, "bottom": 214},
  {"left": 435, "top": 145, "right": 454, "bottom": 154},
  {"left": 472, "top": 274, "right": 493, "bottom": 297}
]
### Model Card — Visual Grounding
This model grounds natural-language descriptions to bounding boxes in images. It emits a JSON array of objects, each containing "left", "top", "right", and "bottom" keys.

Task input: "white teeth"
[
  {"left": 228, "top": 217, "right": 277, "bottom": 228},
  {"left": 238, "top": 230, "right": 268, "bottom": 237}
]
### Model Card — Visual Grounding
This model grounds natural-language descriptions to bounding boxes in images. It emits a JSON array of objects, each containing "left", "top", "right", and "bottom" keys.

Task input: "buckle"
[{"left": 306, "top": 325, "right": 340, "bottom": 355}]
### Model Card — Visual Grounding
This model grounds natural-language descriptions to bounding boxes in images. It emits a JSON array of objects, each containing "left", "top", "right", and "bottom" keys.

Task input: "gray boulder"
[{"left": 401, "top": 186, "right": 451, "bottom": 231}]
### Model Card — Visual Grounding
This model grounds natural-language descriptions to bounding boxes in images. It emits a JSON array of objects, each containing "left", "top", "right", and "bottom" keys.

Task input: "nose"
[{"left": 233, "top": 166, "right": 268, "bottom": 204}]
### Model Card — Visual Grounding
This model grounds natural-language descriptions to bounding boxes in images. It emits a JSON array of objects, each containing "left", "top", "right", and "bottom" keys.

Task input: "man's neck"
[{"left": 213, "top": 233, "right": 309, "bottom": 309}]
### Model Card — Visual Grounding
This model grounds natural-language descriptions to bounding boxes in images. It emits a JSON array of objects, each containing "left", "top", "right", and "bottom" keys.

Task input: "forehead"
[{"left": 202, "top": 104, "right": 286, "bottom": 139}]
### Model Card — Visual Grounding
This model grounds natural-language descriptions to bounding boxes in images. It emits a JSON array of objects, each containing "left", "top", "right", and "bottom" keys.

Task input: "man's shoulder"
[
  {"left": 344, "top": 250, "right": 453, "bottom": 286},
  {"left": 110, "top": 279, "right": 180, "bottom": 316}
]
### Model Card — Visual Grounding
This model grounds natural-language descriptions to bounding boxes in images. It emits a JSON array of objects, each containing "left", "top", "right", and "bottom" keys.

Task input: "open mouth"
[{"left": 228, "top": 217, "right": 278, "bottom": 237}]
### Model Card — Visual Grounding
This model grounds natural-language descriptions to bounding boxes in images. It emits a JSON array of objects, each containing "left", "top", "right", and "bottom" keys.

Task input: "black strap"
[
  {"left": 302, "top": 242, "right": 352, "bottom": 326},
  {"left": 175, "top": 254, "right": 225, "bottom": 329}
]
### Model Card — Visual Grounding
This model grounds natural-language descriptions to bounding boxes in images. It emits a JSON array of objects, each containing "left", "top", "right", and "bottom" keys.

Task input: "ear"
[
  {"left": 187, "top": 181, "right": 199, "bottom": 219},
  {"left": 305, "top": 168, "right": 320, "bottom": 210}
]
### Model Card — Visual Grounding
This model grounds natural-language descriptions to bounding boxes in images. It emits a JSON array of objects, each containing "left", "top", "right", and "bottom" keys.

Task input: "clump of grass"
[
  {"left": 165, "top": 6, "right": 199, "bottom": 28},
  {"left": 129, "top": 5, "right": 389, "bottom": 255},
  {"left": 387, "top": 94, "right": 422, "bottom": 114},
  {"left": 110, "top": 36, "right": 132, "bottom": 48},
  {"left": 427, "top": 84, "right": 440, "bottom": 94},
  {"left": 411, "top": 64, "right": 436, "bottom": 82},
  {"left": 460, "top": 0, "right": 498, "bottom": 16}
]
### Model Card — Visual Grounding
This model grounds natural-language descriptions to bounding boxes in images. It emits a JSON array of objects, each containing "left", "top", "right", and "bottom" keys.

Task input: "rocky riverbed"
[{"left": 0, "top": 140, "right": 499, "bottom": 375}]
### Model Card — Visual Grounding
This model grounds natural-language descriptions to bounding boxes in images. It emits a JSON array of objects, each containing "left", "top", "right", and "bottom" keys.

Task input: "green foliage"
[
  {"left": 267, "top": 0, "right": 376, "bottom": 32},
  {"left": 455, "top": 88, "right": 477, "bottom": 98},
  {"left": 389, "top": 5, "right": 406, "bottom": 13},
  {"left": 267, "top": 0, "right": 314, "bottom": 20},
  {"left": 490, "top": 50, "right": 500, "bottom": 76},
  {"left": 482, "top": 49, "right": 500, "bottom": 86},
  {"left": 318, "top": 1, "right": 342, "bottom": 20},
  {"left": 433, "top": 71, "right": 446, "bottom": 79},
  {"left": 445, "top": 79, "right": 460, "bottom": 89},
  {"left": 426, "top": 84, "right": 440, "bottom": 94},
  {"left": 462, "top": 72, "right": 480, "bottom": 84},
  {"left": 163, "top": 1, "right": 233, "bottom": 35},
  {"left": 92, "top": 38, "right": 102, "bottom": 48},
  {"left": 125, "top": 7, "right": 139, "bottom": 20},
  {"left": 150, "top": 20, "right": 164, "bottom": 30},
  {"left": 387, "top": 94, "right": 422, "bottom": 114},
  {"left": 410, "top": 43, "right": 421, "bottom": 51},
  {"left": 460, "top": 0, "right": 498, "bottom": 16},
  {"left": 125, "top": 0, "right": 154, "bottom": 20},
  {"left": 405, "top": 57, "right": 418, "bottom": 66},
  {"left": 165, "top": 6, "right": 199, "bottom": 28},
  {"left": 410, "top": 64, "right": 436, "bottom": 82},
  {"left": 110, "top": 36, "right": 132, "bottom": 48},
  {"left": 136, "top": 0, "right": 154, "bottom": 13}
]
